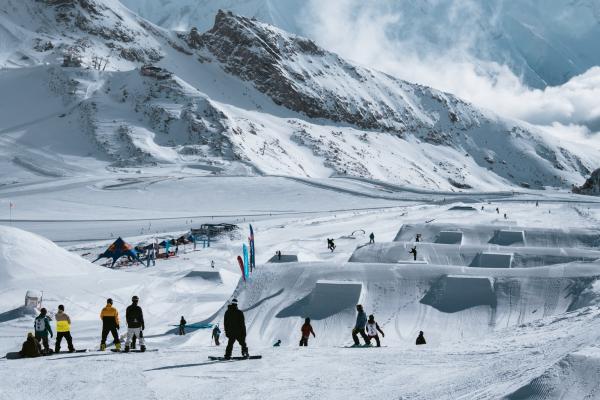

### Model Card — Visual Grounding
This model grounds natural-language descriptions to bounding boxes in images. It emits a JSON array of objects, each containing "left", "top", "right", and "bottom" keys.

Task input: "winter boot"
[
  {"left": 140, "top": 345, "right": 146, "bottom": 353},
  {"left": 115, "top": 342, "right": 121, "bottom": 352},
  {"left": 100, "top": 343, "right": 106, "bottom": 351}
]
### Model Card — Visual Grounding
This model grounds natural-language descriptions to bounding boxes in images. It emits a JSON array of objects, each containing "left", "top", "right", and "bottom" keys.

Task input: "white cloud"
[{"left": 300, "top": 0, "right": 600, "bottom": 135}]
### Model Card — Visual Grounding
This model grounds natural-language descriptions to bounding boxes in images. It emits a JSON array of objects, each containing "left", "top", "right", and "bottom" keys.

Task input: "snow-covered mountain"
[
  {"left": 120, "top": 0, "right": 600, "bottom": 89},
  {"left": 0, "top": 1, "right": 597, "bottom": 190}
]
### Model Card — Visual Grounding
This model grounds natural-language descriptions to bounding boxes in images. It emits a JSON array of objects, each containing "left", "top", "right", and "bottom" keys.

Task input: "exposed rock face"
[{"left": 573, "top": 169, "right": 600, "bottom": 195}]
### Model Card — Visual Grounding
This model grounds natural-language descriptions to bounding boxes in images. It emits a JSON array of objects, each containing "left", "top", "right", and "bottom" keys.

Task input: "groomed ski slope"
[{"left": 2, "top": 187, "right": 600, "bottom": 399}]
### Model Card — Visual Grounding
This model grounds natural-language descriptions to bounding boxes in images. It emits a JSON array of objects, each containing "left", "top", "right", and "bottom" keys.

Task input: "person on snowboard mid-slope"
[
  {"left": 212, "top": 324, "right": 221, "bottom": 346},
  {"left": 416, "top": 331, "right": 426, "bottom": 345},
  {"left": 55, "top": 304, "right": 75, "bottom": 353},
  {"left": 100, "top": 298, "right": 121, "bottom": 351},
  {"left": 224, "top": 299, "right": 248, "bottom": 359},
  {"left": 352, "top": 305, "right": 369, "bottom": 347},
  {"left": 20, "top": 332, "right": 41, "bottom": 358},
  {"left": 366, "top": 315, "right": 385, "bottom": 347},
  {"left": 299, "top": 317, "right": 316, "bottom": 346},
  {"left": 34, "top": 308, "right": 53, "bottom": 354},
  {"left": 409, "top": 246, "right": 417, "bottom": 261},
  {"left": 124, "top": 296, "right": 145, "bottom": 352},
  {"left": 179, "top": 316, "right": 186, "bottom": 335}
]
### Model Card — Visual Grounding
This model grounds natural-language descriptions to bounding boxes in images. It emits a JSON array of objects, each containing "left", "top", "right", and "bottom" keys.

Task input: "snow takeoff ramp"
[
  {"left": 185, "top": 270, "right": 222, "bottom": 283},
  {"left": 420, "top": 275, "right": 496, "bottom": 313}
]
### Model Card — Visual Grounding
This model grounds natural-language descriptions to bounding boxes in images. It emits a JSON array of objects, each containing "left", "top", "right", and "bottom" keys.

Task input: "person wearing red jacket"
[{"left": 299, "top": 317, "right": 316, "bottom": 346}]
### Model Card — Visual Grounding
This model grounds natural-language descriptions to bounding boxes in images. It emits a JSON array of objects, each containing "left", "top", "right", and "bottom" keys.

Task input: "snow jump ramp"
[{"left": 184, "top": 270, "right": 222, "bottom": 283}]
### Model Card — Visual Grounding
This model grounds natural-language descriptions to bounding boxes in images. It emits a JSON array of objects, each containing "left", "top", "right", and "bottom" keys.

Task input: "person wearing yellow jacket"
[
  {"left": 54, "top": 305, "right": 75, "bottom": 353},
  {"left": 100, "top": 298, "right": 121, "bottom": 351}
]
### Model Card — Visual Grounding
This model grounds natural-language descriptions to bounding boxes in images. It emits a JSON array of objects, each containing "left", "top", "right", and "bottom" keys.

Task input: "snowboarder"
[
  {"left": 299, "top": 317, "right": 316, "bottom": 346},
  {"left": 415, "top": 234, "right": 421, "bottom": 242},
  {"left": 481, "top": 206, "right": 484, "bottom": 211},
  {"left": 327, "top": 238, "right": 336, "bottom": 252},
  {"left": 211, "top": 260, "right": 215, "bottom": 269},
  {"left": 352, "top": 304, "right": 369, "bottom": 346},
  {"left": 179, "top": 316, "right": 186, "bottom": 335},
  {"left": 496, "top": 207, "right": 500, "bottom": 214},
  {"left": 224, "top": 299, "right": 248, "bottom": 359},
  {"left": 504, "top": 213, "right": 507, "bottom": 219},
  {"left": 366, "top": 315, "right": 385, "bottom": 347},
  {"left": 276, "top": 250, "right": 282, "bottom": 261},
  {"left": 409, "top": 246, "right": 417, "bottom": 261},
  {"left": 54, "top": 304, "right": 75, "bottom": 353},
  {"left": 100, "top": 298, "right": 121, "bottom": 351},
  {"left": 273, "top": 339, "right": 282, "bottom": 347},
  {"left": 369, "top": 232, "right": 375, "bottom": 244},
  {"left": 535, "top": 201, "right": 539, "bottom": 207},
  {"left": 124, "top": 295, "right": 145, "bottom": 352},
  {"left": 34, "top": 308, "right": 53, "bottom": 354},
  {"left": 212, "top": 324, "right": 221, "bottom": 346},
  {"left": 19, "top": 332, "right": 41, "bottom": 358},
  {"left": 416, "top": 331, "right": 426, "bottom": 345}
]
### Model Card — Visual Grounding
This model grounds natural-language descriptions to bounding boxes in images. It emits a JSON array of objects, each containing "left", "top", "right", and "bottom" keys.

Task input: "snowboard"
[
  {"left": 340, "top": 345, "right": 387, "bottom": 348},
  {"left": 55, "top": 349, "right": 88, "bottom": 354},
  {"left": 110, "top": 349, "right": 158, "bottom": 353},
  {"left": 208, "top": 355, "right": 262, "bottom": 361},
  {"left": 4, "top": 351, "right": 62, "bottom": 360}
]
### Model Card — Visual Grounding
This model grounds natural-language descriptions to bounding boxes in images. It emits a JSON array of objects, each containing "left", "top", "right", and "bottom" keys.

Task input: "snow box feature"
[
  {"left": 489, "top": 230, "right": 525, "bottom": 246},
  {"left": 276, "top": 280, "right": 362, "bottom": 320},
  {"left": 268, "top": 254, "right": 299, "bottom": 263},
  {"left": 435, "top": 231, "right": 463, "bottom": 245},
  {"left": 470, "top": 253, "right": 513, "bottom": 268},
  {"left": 420, "top": 275, "right": 496, "bottom": 313},
  {"left": 184, "top": 270, "right": 222, "bottom": 283}
]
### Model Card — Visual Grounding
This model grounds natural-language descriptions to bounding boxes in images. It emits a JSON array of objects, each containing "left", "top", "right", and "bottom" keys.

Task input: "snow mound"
[
  {"left": 505, "top": 347, "right": 600, "bottom": 399},
  {"left": 0, "top": 225, "right": 93, "bottom": 282},
  {"left": 276, "top": 280, "right": 362, "bottom": 320}
]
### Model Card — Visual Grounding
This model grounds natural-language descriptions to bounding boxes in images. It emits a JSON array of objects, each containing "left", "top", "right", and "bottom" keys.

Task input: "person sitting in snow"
[
  {"left": 416, "top": 331, "right": 426, "bottom": 345},
  {"left": 20, "top": 332, "right": 41, "bottom": 358},
  {"left": 34, "top": 308, "right": 53, "bottom": 354},
  {"left": 365, "top": 315, "right": 385, "bottom": 347},
  {"left": 299, "top": 317, "right": 316, "bottom": 346}
]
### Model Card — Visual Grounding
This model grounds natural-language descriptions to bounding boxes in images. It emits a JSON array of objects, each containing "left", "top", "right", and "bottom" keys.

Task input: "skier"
[
  {"left": 179, "top": 316, "right": 186, "bottom": 335},
  {"left": 409, "top": 246, "right": 417, "bottom": 261},
  {"left": 299, "top": 317, "right": 316, "bottom": 346},
  {"left": 369, "top": 232, "right": 375, "bottom": 244},
  {"left": 352, "top": 304, "right": 369, "bottom": 346},
  {"left": 212, "top": 324, "right": 221, "bottom": 346},
  {"left": 416, "top": 331, "right": 426, "bottom": 345},
  {"left": 124, "top": 295, "right": 145, "bottom": 352},
  {"left": 365, "top": 315, "right": 385, "bottom": 347},
  {"left": 54, "top": 304, "right": 75, "bottom": 353},
  {"left": 34, "top": 308, "right": 53, "bottom": 354},
  {"left": 224, "top": 299, "right": 248, "bottom": 359},
  {"left": 100, "top": 298, "right": 121, "bottom": 351},
  {"left": 19, "top": 332, "right": 41, "bottom": 358}
]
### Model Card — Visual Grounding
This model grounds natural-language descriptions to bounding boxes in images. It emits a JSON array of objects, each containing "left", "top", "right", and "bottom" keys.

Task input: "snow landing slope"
[{"left": 0, "top": 2, "right": 597, "bottom": 190}]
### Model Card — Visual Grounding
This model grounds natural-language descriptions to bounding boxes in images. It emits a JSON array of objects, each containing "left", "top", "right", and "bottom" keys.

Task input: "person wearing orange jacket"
[{"left": 100, "top": 298, "right": 121, "bottom": 351}]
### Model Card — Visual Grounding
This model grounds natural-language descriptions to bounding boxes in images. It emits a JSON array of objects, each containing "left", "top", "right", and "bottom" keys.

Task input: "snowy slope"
[{"left": 1, "top": 2, "right": 597, "bottom": 191}]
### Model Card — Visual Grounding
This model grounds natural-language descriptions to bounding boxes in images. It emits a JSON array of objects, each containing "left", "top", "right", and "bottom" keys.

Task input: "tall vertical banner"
[
  {"left": 249, "top": 224, "right": 255, "bottom": 273},
  {"left": 237, "top": 256, "right": 245, "bottom": 281},
  {"left": 242, "top": 243, "right": 249, "bottom": 279}
]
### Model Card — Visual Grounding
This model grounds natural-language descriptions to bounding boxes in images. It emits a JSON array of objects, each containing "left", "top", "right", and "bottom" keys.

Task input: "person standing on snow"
[
  {"left": 409, "top": 246, "right": 418, "bottom": 261},
  {"left": 100, "top": 298, "right": 121, "bottom": 351},
  {"left": 416, "top": 331, "right": 426, "bottom": 345},
  {"left": 212, "top": 324, "right": 221, "bottom": 346},
  {"left": 224, "top": 299, "right": 248, "bottom": 359},
  {"left": 54, "top": 305, "right": 75, "bottom": 353},
  {"left": 34, "top": 308, "right": 53, "bottom": 354},
  {"left": 299, "top": 317, "right": 316, "bottom": 346},
  {"left": 179, "top": 316, "right": 187, "bottom": 335},
  {"left": 365, "top": 315, "right": 385, "bottom": 347},
  {"left": 352, "top": 305, "right": 369, "bottom": 346},
  {"left": 369, "top": 232, "right": 375, "bottom": 244},
  {"left": 124, "top": 296, "right": 145, "bottom": 352}
]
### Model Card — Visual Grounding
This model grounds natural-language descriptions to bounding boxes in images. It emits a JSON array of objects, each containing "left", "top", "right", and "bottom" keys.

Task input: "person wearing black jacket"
[
  {"left": 124, "top": 296, "right": 145, "bottom": 352},
  {"left": 20, "top": 332, "right": 41, "bottom": 358},
  {"left": 179, "top": 316, "right": 187, "bottom": 335},
  {"left": 224, "top": 299, "right": 248, "bottom": 359}
]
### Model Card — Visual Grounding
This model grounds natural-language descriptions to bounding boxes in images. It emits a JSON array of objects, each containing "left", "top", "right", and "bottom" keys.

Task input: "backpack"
[{"left": 35, "top": 317, "right": 46, "bottom": 332}]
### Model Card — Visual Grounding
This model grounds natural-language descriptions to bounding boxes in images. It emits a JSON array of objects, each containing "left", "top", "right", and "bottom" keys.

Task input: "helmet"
[{"left": 132, "top": 296, "right": 139, "bottom": 302}]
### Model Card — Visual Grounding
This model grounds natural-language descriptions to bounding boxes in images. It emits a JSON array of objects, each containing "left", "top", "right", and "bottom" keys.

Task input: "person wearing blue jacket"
[
  {"left": 34, "top": 308, "right": 53, "bottom": 354},
  {"left": 351, "top": 304, "right": 369, "bottom": 346}
]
